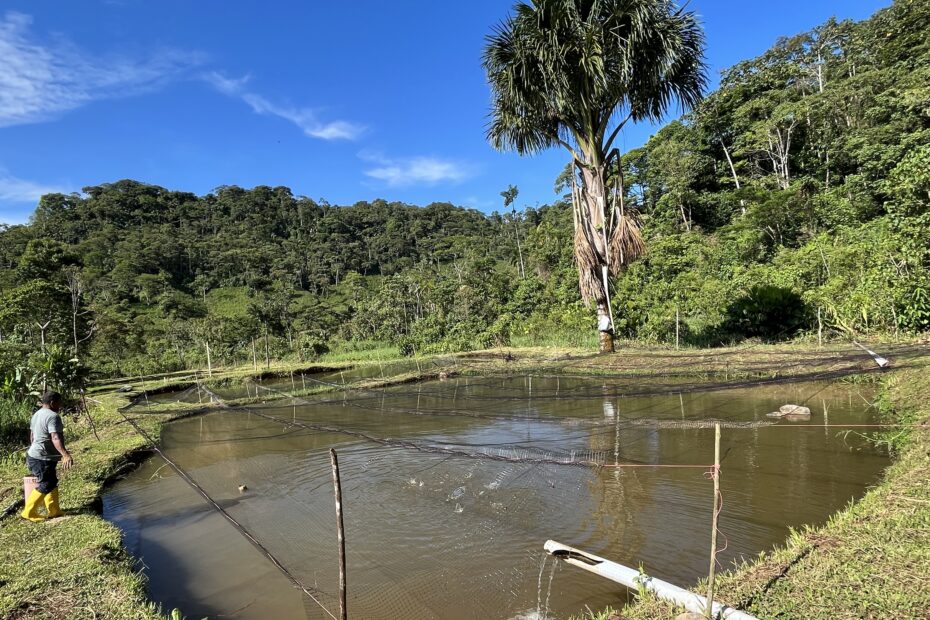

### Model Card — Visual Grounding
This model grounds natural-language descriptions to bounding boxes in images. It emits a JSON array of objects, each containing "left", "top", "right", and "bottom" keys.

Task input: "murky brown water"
[{"left": 104, "top": 376, "right": 888, "bottom": 620}]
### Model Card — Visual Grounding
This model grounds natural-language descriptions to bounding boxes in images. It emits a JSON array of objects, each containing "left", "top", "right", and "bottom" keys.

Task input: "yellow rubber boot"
[
  {"left": 44, "top": 488, "right": 63, "bottom": 519},
  {"left": 21, "top": 489, "right": 47, "bottom": 522}
]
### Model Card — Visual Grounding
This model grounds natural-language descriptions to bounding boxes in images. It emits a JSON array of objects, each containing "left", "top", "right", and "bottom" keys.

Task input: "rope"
[{"left": 704, "top": 465, "right": 729, "bottom": 570}]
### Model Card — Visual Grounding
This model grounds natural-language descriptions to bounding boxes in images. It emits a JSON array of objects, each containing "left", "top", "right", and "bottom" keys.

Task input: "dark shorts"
[{"left": 26, "top": 456, "right": 59, "bottom": 494}]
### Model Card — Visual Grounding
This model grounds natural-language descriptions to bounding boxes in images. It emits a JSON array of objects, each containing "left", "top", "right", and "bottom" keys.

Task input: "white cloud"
[
  {"left": 361, "top": 152, "right": 473, "bottom": 187},
  {"left": 0, "top": 11, "right": 203, "bottom": 128},
  {"left": 461, "top": 195, "right": 496, "bottom": 210},
  {"left": 0, "top": 169, "right": 68, "bottom": 203},
  {"left": 205, "top": 71, "right": 364, "bottom": 141}
]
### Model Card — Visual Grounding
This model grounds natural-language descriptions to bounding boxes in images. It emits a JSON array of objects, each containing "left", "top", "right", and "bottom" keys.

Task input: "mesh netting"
[{"left": 105, "top": 344, "right": 916, "bottom": 619}]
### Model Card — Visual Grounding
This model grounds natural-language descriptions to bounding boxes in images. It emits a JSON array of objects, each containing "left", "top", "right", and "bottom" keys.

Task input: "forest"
[{"left": 0, "top": 0, "right": 928, "bottom": 436}]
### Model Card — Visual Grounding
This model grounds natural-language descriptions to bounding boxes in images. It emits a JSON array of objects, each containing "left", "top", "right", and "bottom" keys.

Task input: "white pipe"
[
  {"left": 544, "top": 540, "right": 758, "bottom": 620},
  {"left": 853, "top": 342, "right": 889, "bottom": 368}
]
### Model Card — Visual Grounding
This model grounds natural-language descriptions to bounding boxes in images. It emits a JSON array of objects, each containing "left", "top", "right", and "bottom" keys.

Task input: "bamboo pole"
[
  {"left": 706, "top": 423, "right": 722, "bottom": 618},
  {"left": 330, "top": 449, "right": 348, "bottom": 620}
]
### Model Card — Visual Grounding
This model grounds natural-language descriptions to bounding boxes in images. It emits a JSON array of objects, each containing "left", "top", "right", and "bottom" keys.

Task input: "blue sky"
[{"left": 0, "top": 0, "right": 890, "bottom": 225}]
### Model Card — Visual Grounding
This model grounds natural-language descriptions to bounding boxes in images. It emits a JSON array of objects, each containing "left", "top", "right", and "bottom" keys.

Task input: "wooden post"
[
  {"left": 705, "top": 423, "right": 721, "bottom": 619},
  {"left": 140, "top": 374, "right": 150, "bottom": 407},
  {"left": 251, "top": 337, "right": 258, "bottom": 371},
  {"left": 330, "top": 449, "right": 348, "bottom": 620},
  {"left": 205, "top": 341, "right": 213, "bottom": 377},
  {"left": 675, "top": 306, "right": 680, "bottom": 350}
]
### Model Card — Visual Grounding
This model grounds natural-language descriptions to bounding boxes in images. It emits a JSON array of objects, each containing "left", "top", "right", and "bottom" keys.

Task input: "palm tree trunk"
[
  {"left": 597, "top": 302, "right": 615, "bottom": 353},
  {"left": 576, "top": 165, "right": 617, "bottom": 354}
]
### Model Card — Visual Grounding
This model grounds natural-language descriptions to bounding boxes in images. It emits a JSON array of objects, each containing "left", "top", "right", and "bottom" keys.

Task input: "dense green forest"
[{"left": 1, "top": 0, "right": 928, "bottom": 406}]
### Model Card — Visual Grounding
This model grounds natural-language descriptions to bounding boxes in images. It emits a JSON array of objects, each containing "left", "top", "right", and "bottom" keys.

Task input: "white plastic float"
[{"left": 543, "top": 540, "right": 759, "bottom": 620}]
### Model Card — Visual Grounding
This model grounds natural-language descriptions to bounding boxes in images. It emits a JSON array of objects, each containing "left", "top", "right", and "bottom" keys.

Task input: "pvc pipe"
[
  {"left": 544, "top": 540, "right": 758, "bottom": 620},
  {"left": 853, "top": 342, "right": 889, "bottom": 368}
]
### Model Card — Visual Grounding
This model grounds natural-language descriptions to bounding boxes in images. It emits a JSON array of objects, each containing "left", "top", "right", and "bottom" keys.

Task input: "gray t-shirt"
[{"left": 27, "top": 407, "right": 64, "bottom": 461}]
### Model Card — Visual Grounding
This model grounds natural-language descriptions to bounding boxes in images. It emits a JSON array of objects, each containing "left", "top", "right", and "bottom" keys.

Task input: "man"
[{"left": 21, "top": 391, "right": 74, "bottom": 522}]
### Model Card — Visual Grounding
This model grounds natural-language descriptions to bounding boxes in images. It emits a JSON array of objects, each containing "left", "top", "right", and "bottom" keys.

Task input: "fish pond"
[{"left": 105, "top": 374, "right": 888, "bottom": 619}]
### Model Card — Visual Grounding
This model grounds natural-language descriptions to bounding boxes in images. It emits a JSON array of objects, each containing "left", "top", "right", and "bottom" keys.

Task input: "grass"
[
  {"left": 0, "top": 342, "right": 926, "bottom": 620},
  {"left": 0, "top": 397, "right": 31, "bottom": 453},
  {"left": 319, "top": 342, "right": 401, "bottom": 362},
  {"left": 0, "top": 392, "right": 172, "bottom": 619}
]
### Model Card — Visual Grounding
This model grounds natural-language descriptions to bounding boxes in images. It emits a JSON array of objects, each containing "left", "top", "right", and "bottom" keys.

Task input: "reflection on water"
[{"left": 104, "top": 376, "right": 887, "bottom": 620}]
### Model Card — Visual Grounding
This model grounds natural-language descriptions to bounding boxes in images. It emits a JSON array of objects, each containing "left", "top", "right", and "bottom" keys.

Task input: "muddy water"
[{"left": 104, "top": 376, "right": 888, "bottom": 620}]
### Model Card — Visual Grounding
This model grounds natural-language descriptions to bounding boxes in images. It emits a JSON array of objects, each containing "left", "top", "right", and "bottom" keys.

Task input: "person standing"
[{"left": 21, "top": 391, "right": 73, "bottom": 522}]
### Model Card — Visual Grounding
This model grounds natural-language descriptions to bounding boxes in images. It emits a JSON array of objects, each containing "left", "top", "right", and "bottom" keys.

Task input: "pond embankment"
[{"left": 0, "top": 343, "right": 926, "bottom": 619}]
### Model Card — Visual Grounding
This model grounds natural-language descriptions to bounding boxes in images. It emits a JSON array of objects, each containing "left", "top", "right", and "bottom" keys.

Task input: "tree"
[
  {"left": 64, "top": 267, "right": 94, "bottom": 356},
  {"left": 484, "top": 0, "right": 707, "bottom": 352},
  {"left": 500, "top": 185, "right": 526, "bottom": 278}
]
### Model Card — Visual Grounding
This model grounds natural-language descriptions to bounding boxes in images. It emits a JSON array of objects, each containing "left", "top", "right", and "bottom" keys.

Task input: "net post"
[
  {"left": 706, "top": 423, "right": 721, "bottom": 618},
  {"left": 140, "top": 374, "right": 149, "bottom": 407},
  {"left": 330, "top": 448, "right": 348, "bottom": 620}
]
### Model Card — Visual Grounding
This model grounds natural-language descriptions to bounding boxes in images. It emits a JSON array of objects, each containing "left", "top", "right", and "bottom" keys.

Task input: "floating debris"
[{"left": 767, "top": 404, "right": 812, "bottom": 419}]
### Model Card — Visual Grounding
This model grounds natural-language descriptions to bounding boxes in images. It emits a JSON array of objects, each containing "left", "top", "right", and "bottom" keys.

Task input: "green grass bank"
[{"left": 0, "top": 343, "right": 926, "bottom": 619}]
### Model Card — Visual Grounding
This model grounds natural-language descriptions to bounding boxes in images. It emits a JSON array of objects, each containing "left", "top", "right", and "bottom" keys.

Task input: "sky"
[{"left": 0, "top": 0, "right": 891, "bottom": 225}]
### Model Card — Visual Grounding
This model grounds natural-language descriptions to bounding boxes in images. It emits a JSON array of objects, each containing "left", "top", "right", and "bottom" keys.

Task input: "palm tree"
[{"left": 484, "top": 0, "right": 706, "bottom": 352}]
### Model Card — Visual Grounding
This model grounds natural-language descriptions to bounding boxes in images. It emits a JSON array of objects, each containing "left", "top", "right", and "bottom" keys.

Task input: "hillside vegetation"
[{"left": 0, "top": 0, "right": 927, "bottom": 401}]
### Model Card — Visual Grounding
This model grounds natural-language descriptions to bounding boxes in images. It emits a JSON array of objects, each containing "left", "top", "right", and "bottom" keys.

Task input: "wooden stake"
[
  {"left": 140, "top": 374, "right": 149, "bottom": 407},
  {"left": 330, "top": 449, "right": 348, "bottom": 620},
  {"left": 675, "top": 307, "right": 680, "bottom": 350},
  {"left": 705, "top": 423, "right": 721, "bottom": 619}
]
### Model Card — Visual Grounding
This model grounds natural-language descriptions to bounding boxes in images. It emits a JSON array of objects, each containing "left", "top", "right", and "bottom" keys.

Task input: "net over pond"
[{"left": 105, "top": 374, "right": 888, "bottom": 620}]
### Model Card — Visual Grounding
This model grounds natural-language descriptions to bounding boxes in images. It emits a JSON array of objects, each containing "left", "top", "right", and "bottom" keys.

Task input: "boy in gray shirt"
[{"left": 22, "top": 391, "right": 74, "bottom": 521}]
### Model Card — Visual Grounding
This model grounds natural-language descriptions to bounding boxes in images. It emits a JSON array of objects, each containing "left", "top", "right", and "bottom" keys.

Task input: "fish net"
[{"left": 109, "top": 344, "right": 913, "bottom": 619}]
